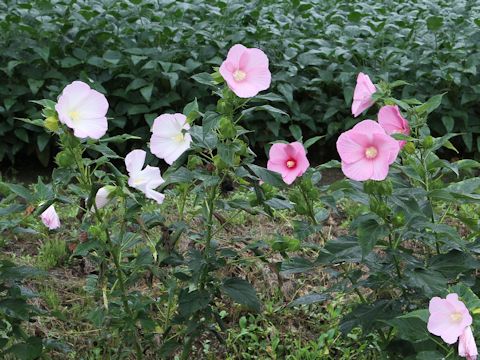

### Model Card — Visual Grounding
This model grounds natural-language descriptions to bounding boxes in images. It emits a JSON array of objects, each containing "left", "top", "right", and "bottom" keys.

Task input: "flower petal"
[{"left": 125, "top": 150, "right": 146, "bottom": 174}]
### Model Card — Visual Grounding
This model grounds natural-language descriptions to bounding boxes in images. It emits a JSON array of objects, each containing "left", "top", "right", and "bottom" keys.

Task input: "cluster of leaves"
[{"left": 2, "top": 0, "right": 480, "bottom": 164}]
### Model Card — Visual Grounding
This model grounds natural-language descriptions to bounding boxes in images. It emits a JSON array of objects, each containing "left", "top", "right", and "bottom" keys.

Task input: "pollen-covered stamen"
[
  {"left": 365, "top": 146, "right": 378, "bottom": 159},
  {"left": 133, "top": 177, "right": 145, "bottom": 186},
  {"left": 450, "top": 312, "right": 463, "bottom": 322},
  {"left": 286, "top": 160, "right": 296, "bottom": 168},
  {"left": 172, "top": 133, "right": 185, "bottom": 143},
  {"left": 233, "top": 69, "right": 246, "bottom": 82},
  {"left": 69, "top": 110, "right": 80, "bottom": 123}
]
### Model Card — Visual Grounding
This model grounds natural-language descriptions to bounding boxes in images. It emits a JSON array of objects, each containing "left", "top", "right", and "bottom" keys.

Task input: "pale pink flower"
[
  {"left": 351, "top": 72, "right": 376, "bottom": 117},
  {"left": 150, "top": 113, "right": 192, "bottom": 165},
  {"left": 378, "top": 105, "right": 410, "bottom": 148},
  {"left": 336, "top": 120, "right": 400, "bottom": 181},
  {"left": 40, "top": 205, "right": 61, "bottom": 230},
  {"left": 219, "top": 44, "right": 271, "bottom": 98},
  {"left": 267, "top": 142, "right": 309, "bottom": 185},
  {"left": 125, "top": 150, "right": 165, "bottom": 204},
  {"left": 94, "top": 186, "right": 115, "bottom": 210},
  {"left": 459, "top": 326, "right": 478, "bottom": 360},
  {"left": 55, "top": 81, "right": 109, "bottom": 139},
  {"left": 427, "top": 293, "right": 472, "bottom": 344}
]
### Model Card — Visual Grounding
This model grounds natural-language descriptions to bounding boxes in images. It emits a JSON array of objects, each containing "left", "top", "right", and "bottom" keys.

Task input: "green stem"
[
  {"left": 205, "top": 185, "right": 217, "bottom": 253},
  {"left": 93, "top": 206, "right": 143, "bottom": 359},
  {"left": 299, "top": 181, "right": 317, "bottom": 226},
  {"left": 388, "top": 233, "right": 402, "bottom": 280}
]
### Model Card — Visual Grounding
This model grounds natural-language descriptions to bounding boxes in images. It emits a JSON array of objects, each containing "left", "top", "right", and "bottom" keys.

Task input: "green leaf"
[
  {"left": 99, "top": 134, "right": 142, "bottom": 144},
  {"left": 140, "top": 84, "right": 154, "bottom": 102},
  {"left": 7, "top": 336, "right": 43, "bottom": 360},
  {"left": 415, "top": 93, "right": 446, "bottom": 115},
  {"left": 289, "top": 293, "right": 328, "bottom": 307},
  {"left": 178, "top": 289, "right": 210, "bottom": 317},
  {"left": 304, "top": 136, "right": 325, "bottom": 149},
  {"left": 245, "top": 164, "right": 285, "bottom": 188},
  {"left": 27, "top": 79, "right": 44, "bottom": 95},
  {"left": 351, "top": 215, "right": 388, "bottom": 257},
  {"left": 221, "top": 278, "right": 261, "bottom": 312},
  {"left": 426, "top": 16, "right": 443, "bottom": 31},
  {"left": 191, "top": 72, "right": 214, "bottom": 86}
]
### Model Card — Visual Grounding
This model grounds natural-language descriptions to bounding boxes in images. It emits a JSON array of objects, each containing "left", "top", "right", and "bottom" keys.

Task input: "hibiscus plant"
[{"left": 1, "top": 44, "right": 480, "bottom": 359}]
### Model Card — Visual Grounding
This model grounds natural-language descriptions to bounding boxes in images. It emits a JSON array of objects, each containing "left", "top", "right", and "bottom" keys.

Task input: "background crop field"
[{"left": 1, "top": 0, "right": 480, "bottom": 167}]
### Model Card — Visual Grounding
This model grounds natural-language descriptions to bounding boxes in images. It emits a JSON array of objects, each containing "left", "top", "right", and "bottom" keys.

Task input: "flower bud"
[
  {"left": 404, "top": 142, "right": 416, "bottom": 154},
  {"left": 423, "top": 136, "right": 434, "bottom": 149},
  {"left": 219, "top": 116, "right": 236, "bottom": 139},
  {"left": 216, "top": 99, "right": 230, "bottom": 114},
  {"left": 44, "top": 116, "right": 59, "bottom": 132},
  {"left": 187, "top": 155, "right": 203, "bottom": 170},
  {"left": 55, "top": 151, "right": 74, "bottom": 167},
  {"left": 363, "top": 179, "right": 392, "bottom": 196}
]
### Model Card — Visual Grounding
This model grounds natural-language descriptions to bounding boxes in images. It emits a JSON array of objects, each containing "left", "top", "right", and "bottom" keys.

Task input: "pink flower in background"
[
  {"left": 125, "top": 150, "right": 165, "bottom": 204},
  {"left": 427, "top": 293, "right": 472, "bottom": 344},
  {"left": 336, "top": 120, "right": 400, "bottom": 181},
  {"left": 378, "top": 105, "right": 410, "bottom": 148},
  {"left": 55, "top": 81, "right": 109, "bottom": 139},
  {"left": 351, "top": 72, "right": 376, "bottom": 117},
  {"left": 219, "top": 44, "right": 271, "bottom": 98},
  {"left": 459, "top": 326, "right": 478, "bottom": 360},
  {"left": 150, "top": 113, "right": 192, "bottom": 165},
  {"left": 40, "top": 205, "right": 61, "bottom": 230},
  {"left": 267, "top": 142, "right": 309, "bottom": 185}
]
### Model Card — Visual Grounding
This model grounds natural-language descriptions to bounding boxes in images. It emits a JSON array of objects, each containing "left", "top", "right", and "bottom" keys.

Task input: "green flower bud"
[
  {"left": 404, "top": 142, "right": 416, "bottom": 154},
  {"left": 423, "top": 136, "right": 434, "bottom": 149},
  {"left": 44, "top": 116, "right": 59, "bottom": 132},
  {"left": 216, "top": 99, "right": 230, "bottom": 114},
  {"left": 219, "top": 116, "right": 236, "bottom": 139},
  {"left": 187, "top": 155, "right": 203, "bottom": 170},
  {"left": 55, "top": 151, "right": 74, "bottom": 167},
  {"left": 369, "top": 199, "right": 390, "bottom": 219}
]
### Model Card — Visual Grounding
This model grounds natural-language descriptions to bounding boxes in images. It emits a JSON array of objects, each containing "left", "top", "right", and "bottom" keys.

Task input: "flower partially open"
[
  {"left": 267, "top": 142, "right": 309, "bottom": 185},
  {"left": 336, "top": 120, "right": 400, "bottom": 181},
  {"left": 55, "top": 81, "right": 109, "bottom": 139},
  {"left": 427, "top": 293, "right": 472, "bottom": 344},
  {"left": 150, "top": 113, "right": 192, "bottom": 165},
  {"left": 125, "top": 150, "right": 165, "bottom": 204},
  {"left": 459, "top": 326, "right": 478, "bottom": 360},
  {"left": 378, "top": 105, "right": 410, "bottom": 148},
  {"left": 40, "top": 205, "right": 61, "bottom": 230},
  {"left": 351, "top": 73, "right": 376, "bottom": 118},
  {"left": 219, "top": 44, "right": 271, "bottom": 98}
]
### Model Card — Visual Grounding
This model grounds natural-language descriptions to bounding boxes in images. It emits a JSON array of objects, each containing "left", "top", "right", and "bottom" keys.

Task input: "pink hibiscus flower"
[
  {"left": 150, "top": 113, "right": 192, "bottom": 165},
  {"left": 351, "top": 72, "right": 376, "bottom": 117},
  {"left": 459, "top": 326, "right": 478, "bottom": 360},
  {"left": 378, "top": 105, "right": 410, "bottom": 148},
  {"left": 427, "top": 293, "right": 472, "bottom": 344},
  {"left": 219, "top": 44, "right": 271, "bottom": 98},
  {"left": 40, "top": 205, "right": 61, "bottom": 230},
  {"left": 125, "top": 150, "right": 165, "bottom": 204},
  {"left": 336, "top": 120, "right": 400, "bottom": 181},
  {"left": 267, "top": 142, "right": 309, "bottom": 185},
  {"left": 55, "top": 81, "right": 109, "bottom": 139}
]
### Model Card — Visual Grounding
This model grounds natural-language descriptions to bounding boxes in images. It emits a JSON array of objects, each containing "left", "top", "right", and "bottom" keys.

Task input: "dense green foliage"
[{"left": 1, "top": 0, "right": 480, "bottom": 164}]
